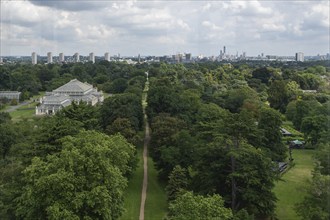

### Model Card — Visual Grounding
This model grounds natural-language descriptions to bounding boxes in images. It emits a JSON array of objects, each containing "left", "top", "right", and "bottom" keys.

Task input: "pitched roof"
[
  {"left": 292, "top": 140, "right": 304, "bottom": 145},
  {"left": 43, "top": 94, "right": 70, "bottom": 103},
  {"left": 53, "top": 79, "right": 92, "bottom": 93}
]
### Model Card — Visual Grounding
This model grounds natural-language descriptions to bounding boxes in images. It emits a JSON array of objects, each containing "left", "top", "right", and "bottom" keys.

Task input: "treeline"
[
  {"left": 0, "top": 61, "right": 148, "bottom": 101},
  {"left": 146, "top": 62, "right": 330, "bottom": 219}
]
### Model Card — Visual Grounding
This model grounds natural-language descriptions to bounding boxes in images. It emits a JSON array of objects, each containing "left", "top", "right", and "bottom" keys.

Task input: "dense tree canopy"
[
  {"left": 16, "top": 131, "right": 135, "bottom": 220},
  {"left": 0, "top": 60, "right": 329, "bottom": 219},
  {"left": 168, "top": 191, "right": 233, "bottom": 220}
]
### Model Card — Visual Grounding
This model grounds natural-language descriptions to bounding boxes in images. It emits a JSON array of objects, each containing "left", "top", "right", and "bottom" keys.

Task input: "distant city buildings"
[
  {"left": 47, "top": 52, "right": 53, "bottom": 64},
  {"left": 89, "top": 52, "right": 95, "bottom": 63},
  {"left": 32, "top": 52, "right": 37, "bottom": 65},
  {"left": 2, "top": 50, "right": 327, "bottom": 65},
  {"left": 295, "top": 52, "right": 304, "bottom": 62},
  {"left": 59, "top": 53, "right": 64, "bottom": 62}
]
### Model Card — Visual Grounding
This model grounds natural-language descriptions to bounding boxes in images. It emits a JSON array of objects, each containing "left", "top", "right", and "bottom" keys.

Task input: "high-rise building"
[
  {"left": 223, "top": 46, "right": 226, "bottom": 54},
  {"left": 47, "top": 52, "right": 53, "bottom": 63},
  {"left": 32, "top": 52, "right": 37, "bottom": 65},
  {"left": 295, "top": 52, "right": 304, "bottom": 62},
  {"left": 104, "top": 52, "right": 110, "bottom": 61},
  {"left": 74, "top": 52, "right": 79, "bottom": 62},
  {"left": 59, "top": 53, "right": 64, "bottom": 62},
  {"left": 185, "top": 53, "right": 191, "bottom": 61},
  {"left": 89, "top": 52, "right": 95, "bottom": 63}
]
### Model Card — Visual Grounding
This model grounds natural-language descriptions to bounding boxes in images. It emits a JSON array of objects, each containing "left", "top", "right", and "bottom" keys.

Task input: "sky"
[{"left": 1, "top": 0, "right": 329, "bottom": 57}]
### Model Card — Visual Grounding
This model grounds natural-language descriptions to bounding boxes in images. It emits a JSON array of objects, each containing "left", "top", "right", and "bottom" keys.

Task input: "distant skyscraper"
[
  {"left": 32, "top": 52, "right": 37, "bottom": 65},
  {"left": 185, "top": 53, "right": 191, "bottom": 61},
  {"left": 138, "top": 54, "right": 141, "bottom": 63},
  {"left": 104, "top": 52, "right": 110, "bottom": 61},
  {"left": 223, "top": 46, "right": 226, "bottom": 54},
  {"left": 295, "top": 52, "right": 304, "bottom": 62},
  {"left": 89, "top": 52, "right": 95, "bottom": 63},
  {"left": 47, "top": 52, "right": 53, "bottom": 63},
  {"left": 74, "top": 52, "right": 79, "bottom": 62},
  {"left": 59, "top": 53, "right": 64, "bottom": 62}
]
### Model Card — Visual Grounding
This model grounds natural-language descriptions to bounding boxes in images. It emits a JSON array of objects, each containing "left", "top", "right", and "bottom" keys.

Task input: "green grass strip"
[{"left": 274, "top": 149, "right": 315, "bottom": 220}]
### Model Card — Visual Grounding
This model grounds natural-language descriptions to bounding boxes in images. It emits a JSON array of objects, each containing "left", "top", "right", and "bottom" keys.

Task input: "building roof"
[
  {"left": 280, "top": 128, "right": 292, "bottom": 136},
  {"left": 53, "top": 79, "right": 92, "bottom": 93},
  {"left": 43, "top": 94, "right": 71, "bottom": 104},
  {"left": 0, "top": 91, "right": 21, "bottom": 94},
  {"left": 292, "top": 140, "right": 304, "bottom": 145}
]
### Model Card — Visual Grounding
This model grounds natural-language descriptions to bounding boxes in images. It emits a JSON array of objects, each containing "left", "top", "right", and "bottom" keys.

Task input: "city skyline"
[{"left": 1, "top": 1, "right": 329, "bottom": 56}]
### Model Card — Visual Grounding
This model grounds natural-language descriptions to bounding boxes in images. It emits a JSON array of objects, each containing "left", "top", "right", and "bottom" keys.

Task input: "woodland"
[{"left": 0, "top": 60, "right": 329, "bottom": 219}]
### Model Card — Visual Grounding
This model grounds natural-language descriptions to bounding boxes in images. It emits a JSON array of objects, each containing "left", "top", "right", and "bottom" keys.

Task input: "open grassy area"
[
  {"left": 274, "top": 149, "right": 315, "bottom": 220},
  {"left": 120, "top": 147, "right": 144, "bottom": 220},
  {"left": 144, "top": 157, "right": 168, "bottom": 220},
  {"left": 120, "top": 149, "right": 167, "bottom": 220},
  {"left": 9, "top": 102, "right": 38, "bottom": 122}
]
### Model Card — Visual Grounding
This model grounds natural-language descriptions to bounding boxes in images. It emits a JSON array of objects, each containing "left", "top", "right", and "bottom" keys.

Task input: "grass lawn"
[
  {"left": 144, "top": 156, "right": 168, "bottom": 220},
  {"left": 9, "top": 102, "right": 38, "bottom": 122},
  {"left": 120, "top": 145, "right": 167, "bottom": 220},
  {"left": 120, "top": 147, "right": 144, "bottom": 220},
  {"left": 274, "top": 149, "right": 315, "bottom": 220}
]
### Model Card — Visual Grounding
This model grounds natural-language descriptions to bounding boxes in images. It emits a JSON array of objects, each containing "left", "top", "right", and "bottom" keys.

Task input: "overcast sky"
[{"left": 1, "top": 0, "right": 329, "bottom": 57}]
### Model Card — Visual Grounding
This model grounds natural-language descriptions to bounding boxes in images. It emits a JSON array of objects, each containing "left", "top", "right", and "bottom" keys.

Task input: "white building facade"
[
  {"left": 0, "top": 91, "right": 21, "bottom": 100},
  {"left": 59, "top": 53, "right": 64, "bottom": 62},
  {"left": 36, "top": 79, "right": 104, "bottom": 115},
  {"left": 89, "top": 52, "right": 95, "bottom": 63},
  {"left": 105, "top": 52, "right": 110, "bottom": 61},
  {"left": 32, "top": 52, "right": 37, "bottom": 65},
  {"left": 295, "top": 52, "right": 304, "bottom": 62},
  {"left": 47, "top": 52, "right": 53, "bottom": 63}
]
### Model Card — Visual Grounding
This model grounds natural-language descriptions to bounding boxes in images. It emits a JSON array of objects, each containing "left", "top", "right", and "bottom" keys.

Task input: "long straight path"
[{"left": 139, "top": 76, "right": 149, "bottom": 220}]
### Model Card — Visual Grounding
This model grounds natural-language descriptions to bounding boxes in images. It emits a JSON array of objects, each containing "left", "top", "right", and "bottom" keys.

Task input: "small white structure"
[{"left": 36, "top": 79, "right": 104, "bottom": 115}]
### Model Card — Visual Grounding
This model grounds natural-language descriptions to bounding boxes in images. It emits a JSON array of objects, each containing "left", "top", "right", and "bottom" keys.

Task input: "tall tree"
[
  {"left": 295, "top": 172, "right": 330, "bottom": 220},
  {"left": 168, "top": 191, "right": 233, "bottom": 220},
  {"left": 15, "top": 131, "right": 135, "bottom": 220},
  {"left": 166, "top": 165, "right": 189, "bottom": 201},
  {"left": 267, "top": 80, "right": 289, "bottom": 113},
  {"left": 258, "top": 107, "right": 287, "bottom": 161}
]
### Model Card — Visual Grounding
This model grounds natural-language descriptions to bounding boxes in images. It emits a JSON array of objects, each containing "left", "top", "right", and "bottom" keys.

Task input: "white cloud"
[{"left": 0, "top": 0, "right": 328, "bottom": 56}]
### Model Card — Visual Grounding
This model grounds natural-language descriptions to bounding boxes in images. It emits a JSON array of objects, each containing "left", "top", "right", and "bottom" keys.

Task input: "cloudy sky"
[{"left": 1, "top": 0, "right": 329, "bottom": 57}]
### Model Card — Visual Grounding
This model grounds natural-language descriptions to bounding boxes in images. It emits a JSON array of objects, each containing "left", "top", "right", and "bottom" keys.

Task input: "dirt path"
[
  {"left": 4, "top": 100, "right": 32, "bottom": 112},
  {"left": 139, "top": 117, "right": 150, "bottom": 220},
  {"left": 139, "top": 77, "right": 149, "bottom": 220}
]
